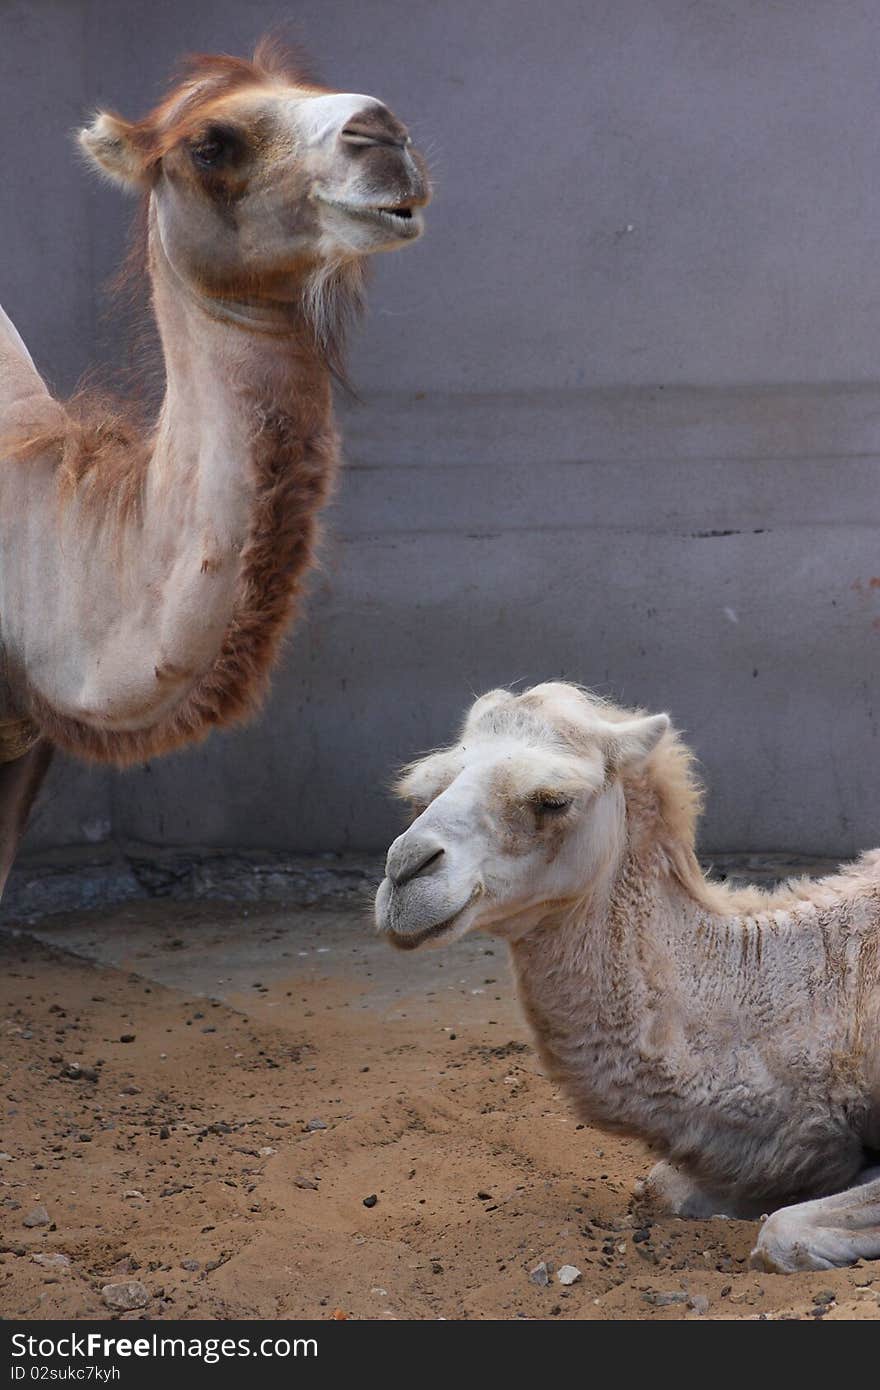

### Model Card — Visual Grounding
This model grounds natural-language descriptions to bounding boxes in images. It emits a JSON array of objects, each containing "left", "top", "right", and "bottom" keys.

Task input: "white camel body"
[{"left": 376, "top": 682, "right": 880, "bottom": 1272}]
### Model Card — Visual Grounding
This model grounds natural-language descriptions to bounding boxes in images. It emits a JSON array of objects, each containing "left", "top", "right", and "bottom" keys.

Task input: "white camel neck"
[{"left": 507, "top": 853, "right": 713, "bottom": 1145}]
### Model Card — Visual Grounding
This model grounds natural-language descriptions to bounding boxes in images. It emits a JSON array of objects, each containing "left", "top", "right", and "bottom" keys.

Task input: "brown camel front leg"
[{"left": 0, "top": 740, "right": 53, "bottom": 899}]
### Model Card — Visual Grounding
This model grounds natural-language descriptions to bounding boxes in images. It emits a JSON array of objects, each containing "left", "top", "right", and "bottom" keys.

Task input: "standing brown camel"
[{"left": 0, "top": 41, "right": 429, "bottom": 894}]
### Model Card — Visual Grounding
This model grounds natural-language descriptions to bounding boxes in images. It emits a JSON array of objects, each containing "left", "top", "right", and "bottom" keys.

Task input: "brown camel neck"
[
  {"left": 15, "top": 220, "right": 340, "bottom": 765},
  {"left": 149, "top": 221, "right": 332, "bottom": 428}
]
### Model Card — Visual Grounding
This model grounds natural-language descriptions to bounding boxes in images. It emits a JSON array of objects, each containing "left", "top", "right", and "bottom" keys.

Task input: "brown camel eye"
[
  {"left": 190, "top": 126, "right": 239, "bottom": 169},
  {"left": 535, "top": 796, "right": 572, "bottom": 815},
  {"left": 193, "top": 141, "right": 222, "bottom": 167}
]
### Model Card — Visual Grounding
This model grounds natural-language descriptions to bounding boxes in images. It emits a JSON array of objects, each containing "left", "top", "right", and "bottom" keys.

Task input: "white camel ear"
[
  {"left": 605, "top": 713, "right": 670, "bottom": 767},
  {"left": 462, "top": 687, "right": 513, "bottom": 735},
  {"left": 78, "top": 112, "right": 148, "bottom": 189}
]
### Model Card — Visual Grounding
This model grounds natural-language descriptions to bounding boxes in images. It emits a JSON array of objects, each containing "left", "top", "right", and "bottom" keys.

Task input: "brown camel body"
[{"left": 0, "top": 42, "right": 429, "bottom": 892}]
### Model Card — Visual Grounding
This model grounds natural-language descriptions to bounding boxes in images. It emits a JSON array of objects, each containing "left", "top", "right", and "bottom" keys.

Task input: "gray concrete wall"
[{"left": 5, "top": 0, "right": 880, "bottom": 858}]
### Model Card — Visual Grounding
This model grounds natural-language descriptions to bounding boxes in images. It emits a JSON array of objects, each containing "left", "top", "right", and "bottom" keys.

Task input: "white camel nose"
[{"left": 385, "top": 832, "right": 445, "bottom": 888}]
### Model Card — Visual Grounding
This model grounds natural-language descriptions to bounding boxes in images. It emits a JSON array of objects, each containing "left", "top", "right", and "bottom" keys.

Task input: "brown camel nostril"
[{"left": 341, "top": 104, "right": 410, "bottom": 150}]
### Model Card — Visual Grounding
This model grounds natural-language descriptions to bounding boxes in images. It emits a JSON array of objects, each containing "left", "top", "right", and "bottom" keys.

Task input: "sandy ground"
[{"left": 1, "top": 895, "right": 879, "bottom": 1321}]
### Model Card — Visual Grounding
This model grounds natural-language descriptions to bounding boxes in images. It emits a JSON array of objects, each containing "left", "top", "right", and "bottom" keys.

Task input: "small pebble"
[
  {"left": 119, "top": 1034, "right": 136, "bottom": 1044},
  {"left": 32, "top": 1253, "right": 70, "bottom": 1271},
  {"left": 305, "top": 1118, "right": 327, "bottom": 1132},
  {"left": 101, "top": 1280, "right": 149, "bottom": 1311},
  {"left": 23, "top": 1205, "right": 50, "bottom": 1229},
  {"left": 557, "top": 1264, "right": 582, "bottom": 1286},
  {"left": 529, "top": 1261, "right": 551, "bottom": 1287},
  {"left": 362, "top": 1194, "right": 378, "bottom": 1208},
  {"left": 62, "top": 1063, "right": 98, "bottom": 1082}
]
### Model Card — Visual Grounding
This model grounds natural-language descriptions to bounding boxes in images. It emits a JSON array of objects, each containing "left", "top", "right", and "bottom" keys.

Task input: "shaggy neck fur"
[
  {"left": 2, "top": 215, "right": 346, "bottom": 765},
  {"left": 509, "top": 746, "right": 880, "bottom": 1207}
]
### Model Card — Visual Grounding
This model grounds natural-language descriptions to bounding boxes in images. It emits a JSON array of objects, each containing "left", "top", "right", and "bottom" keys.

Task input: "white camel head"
[
  {"left": 78, "top": 42, "right": 430, "bottom": 325},
  {"left": 376, "top": 683, "right": 669, "bottom": 949}
]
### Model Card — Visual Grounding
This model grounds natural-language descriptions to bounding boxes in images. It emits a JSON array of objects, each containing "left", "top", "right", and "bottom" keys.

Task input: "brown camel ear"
[
  {"left": 605, "top": 713, "right": 670, "bottom": 768},
  {"left": 78, "top": 112, "right": 149, "bottom": 189}
]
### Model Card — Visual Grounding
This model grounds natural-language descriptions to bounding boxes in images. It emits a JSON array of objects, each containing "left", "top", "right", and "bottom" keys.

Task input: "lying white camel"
[{"left": 375, "top": 682, "right": 880, "bottom": 1272}]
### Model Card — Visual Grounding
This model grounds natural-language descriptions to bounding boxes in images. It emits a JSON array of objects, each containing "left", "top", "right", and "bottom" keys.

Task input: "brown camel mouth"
[{"left": 315, "top": 195, "right": 425, "bottom": 239}]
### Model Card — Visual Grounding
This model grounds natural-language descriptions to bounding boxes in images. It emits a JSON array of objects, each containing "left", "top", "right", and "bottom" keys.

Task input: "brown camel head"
[{"left": 78, "top": 41, "right": 430, "bottom": 328}]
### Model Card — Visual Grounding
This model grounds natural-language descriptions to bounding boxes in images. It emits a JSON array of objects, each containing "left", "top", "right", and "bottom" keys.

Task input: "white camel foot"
[
  {"left": 750, "top": 1167, "right": 880, "bottom": 1272},
  {"left": 637, "top": 1161, "right": 744, "bottom": 1219}
]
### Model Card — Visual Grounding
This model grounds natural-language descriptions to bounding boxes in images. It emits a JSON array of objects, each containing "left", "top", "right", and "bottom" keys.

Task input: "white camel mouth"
[
  {"left": 378, "top": 885, "right": 481, "bottom": 951},
  {"left": 317, "top": 195, "right": 424, "bottom": 240},
  {"left": 386, "top": 907, "right": 464, "bottom": 951}
]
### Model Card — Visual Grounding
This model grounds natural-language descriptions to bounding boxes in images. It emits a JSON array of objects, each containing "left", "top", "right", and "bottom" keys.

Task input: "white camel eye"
[{"left": 534, "top": 795, "right": 572, "bottom": 815}]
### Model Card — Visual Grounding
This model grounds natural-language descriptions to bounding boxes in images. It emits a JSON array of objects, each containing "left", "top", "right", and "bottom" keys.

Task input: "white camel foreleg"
[
  {"left": 637, "top": 1161, "right": 745, "bottom": 1219},
  {"left": 750, "top": 1167, "right": 880, "bottom": 1272}
]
